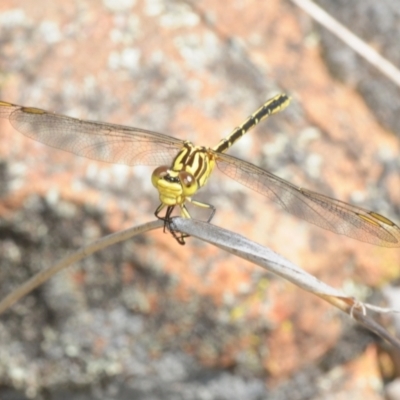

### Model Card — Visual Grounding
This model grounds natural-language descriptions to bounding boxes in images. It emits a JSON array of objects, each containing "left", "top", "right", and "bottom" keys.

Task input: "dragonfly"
[{"left": 0, "top": 95, "right": 399, "bottom": 246}]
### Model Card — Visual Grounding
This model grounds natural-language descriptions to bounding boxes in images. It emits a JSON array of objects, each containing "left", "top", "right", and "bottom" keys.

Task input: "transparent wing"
[
  {"left": 0, "top": 101, "right": 184, "bottom": 166},
  {"left": 215, "top": 152, "right": 400, "bottom": 247}
]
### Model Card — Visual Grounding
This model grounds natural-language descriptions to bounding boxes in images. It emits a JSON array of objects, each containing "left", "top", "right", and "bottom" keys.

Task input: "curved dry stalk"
[
  {"left": 1, "top": 216, "right": 399, "bottom": 348},
  {"left": 0, "top": 219, "right": 163, "bottom": 315},
  {"left": 172, "top": 217, "right": 400, "bottom": 349},
  {"left": 290, "top": 0, "right": 400, "bottom": 87}
]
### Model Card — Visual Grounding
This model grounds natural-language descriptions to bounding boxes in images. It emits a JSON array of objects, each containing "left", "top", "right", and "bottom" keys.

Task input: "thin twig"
[{"left": 290, "top": 0, "right": 400, "bottom": 87}]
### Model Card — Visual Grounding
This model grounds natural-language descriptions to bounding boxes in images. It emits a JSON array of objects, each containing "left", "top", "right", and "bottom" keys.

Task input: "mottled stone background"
[{"left": 0, "top": 0, "right": 399, "bottom": 399}]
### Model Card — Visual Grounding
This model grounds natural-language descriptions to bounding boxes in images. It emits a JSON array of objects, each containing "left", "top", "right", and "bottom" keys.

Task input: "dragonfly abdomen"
[{"left": 214, "top": 94, "right": 290, "bottom": 153}]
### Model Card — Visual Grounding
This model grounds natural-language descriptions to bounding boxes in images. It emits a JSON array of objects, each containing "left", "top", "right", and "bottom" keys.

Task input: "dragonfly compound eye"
[
  {"left": 179, "top": 171, "right": 198, "bottom": 196},
  {"left": 151, "top": 166, "right": 169, "bottom": 188}
]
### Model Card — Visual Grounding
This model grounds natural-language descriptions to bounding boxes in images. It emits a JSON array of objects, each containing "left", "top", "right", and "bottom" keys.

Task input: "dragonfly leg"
[
  {"left": 154, "top": 199, "right": 216, "bottom": 244},
  {"left": 167, "top": 205, "right": 188, "bottom": 245},
  {"left": 176, "top": 199, "right": 216, "bottom": 244},
  {"left": 187, "top": 199, "right": 216, "bottom": 223},
  {"left": 154, "top": 203, "right": 168, "bottom": 233},
  {"left": 154, "top": 203, "right": 188, "bottom": 245}
]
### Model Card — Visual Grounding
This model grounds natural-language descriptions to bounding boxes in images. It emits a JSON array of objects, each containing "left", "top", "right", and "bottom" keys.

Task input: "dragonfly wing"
[
  {"left": 216, "top": 152, "right": 400, "bottom": 247},
  {"left": 0, "top": 101, "right": 183, "bottom": 166}
]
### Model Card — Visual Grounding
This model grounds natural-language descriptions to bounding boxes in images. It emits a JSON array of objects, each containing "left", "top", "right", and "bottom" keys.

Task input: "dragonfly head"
[{"left": 151, "top": 166, "right": 198, "bottom": 205}]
